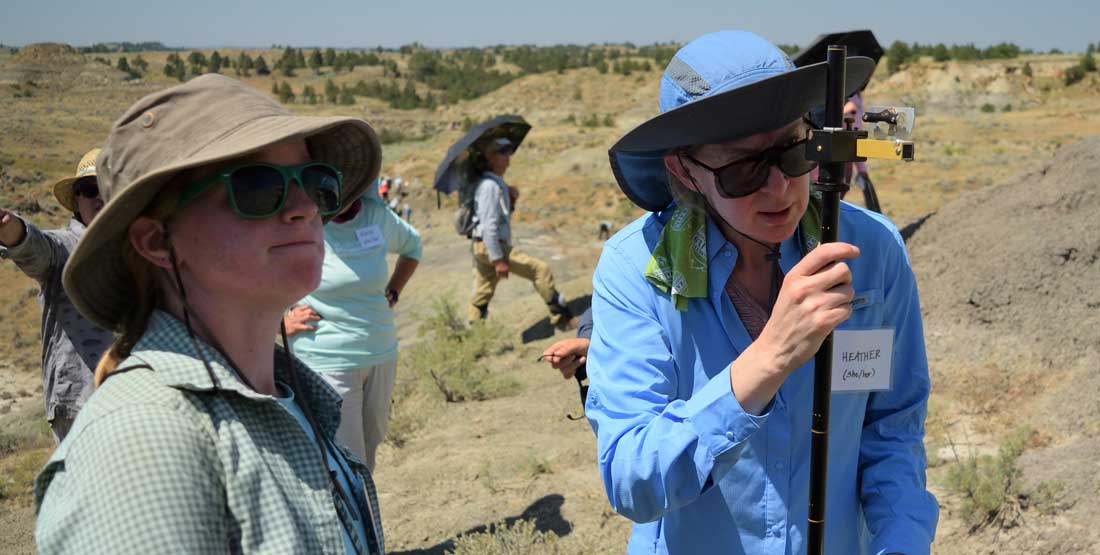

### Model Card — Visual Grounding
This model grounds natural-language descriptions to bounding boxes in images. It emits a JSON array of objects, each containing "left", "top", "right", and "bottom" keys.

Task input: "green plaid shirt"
[{"left": 34, "top": 310, "right": 384, "bottom": 554}]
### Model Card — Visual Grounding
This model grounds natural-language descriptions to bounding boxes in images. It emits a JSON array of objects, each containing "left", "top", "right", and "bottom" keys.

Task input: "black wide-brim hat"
[
  {"left": 792, "top": 30, "right": 884, "bottom": 69},
  {"left": 608, "top": 30, "right": 874, "bottom": 212}
]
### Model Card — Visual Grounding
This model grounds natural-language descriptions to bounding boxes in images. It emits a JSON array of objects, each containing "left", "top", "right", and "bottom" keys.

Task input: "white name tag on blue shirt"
[
  {"left": 832, "top": 328, "right": 894, "bottom": 392},
  {"left": 355, "top": 224, "right": 384, "bottom": 251}
]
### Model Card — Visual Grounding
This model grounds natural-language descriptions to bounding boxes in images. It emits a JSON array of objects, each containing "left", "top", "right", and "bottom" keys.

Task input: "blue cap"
[{"left": 659, "top": 30, "right": 794, "bottom": 113}]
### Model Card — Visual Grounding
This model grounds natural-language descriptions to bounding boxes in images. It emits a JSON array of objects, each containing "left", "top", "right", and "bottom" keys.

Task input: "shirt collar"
[
  {"left": 704, "top": 213, "right": 803, "bottom": 271},
  {"left": 129, "top": 310, "right": 343, "bottom": 435}
]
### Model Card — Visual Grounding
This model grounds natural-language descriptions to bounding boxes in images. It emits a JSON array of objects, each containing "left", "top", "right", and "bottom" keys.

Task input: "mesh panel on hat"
[{"left": 665, "top": 57, "right": 711, "bottom": 99}]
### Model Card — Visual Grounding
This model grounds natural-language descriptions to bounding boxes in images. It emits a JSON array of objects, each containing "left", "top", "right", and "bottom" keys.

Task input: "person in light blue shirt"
[
  {"left": 286, "top": 186, "right": 421, "bottom": 471},
  {"left": 587, "top": 31, "right": 937, "bottom": 555}
]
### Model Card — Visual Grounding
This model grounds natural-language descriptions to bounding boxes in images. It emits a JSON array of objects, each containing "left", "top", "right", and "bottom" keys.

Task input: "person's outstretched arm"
[{"left": 0, "top": 207, "right": 66, "bottom": 282}]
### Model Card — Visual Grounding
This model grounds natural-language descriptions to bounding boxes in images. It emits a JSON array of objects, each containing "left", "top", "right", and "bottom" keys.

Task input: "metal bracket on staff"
[
  {"left": 801, "top": 45, "right": 918, "bottom": 555},
  {"left": 807, "top": 106, "right": 917, "bottom": 164}
]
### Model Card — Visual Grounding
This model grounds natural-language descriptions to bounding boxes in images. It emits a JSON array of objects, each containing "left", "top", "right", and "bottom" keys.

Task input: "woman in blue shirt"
[
  {"left": 286, "top": 185, "right": 421, "bottom": 471},
  {"left": 587, "top": 31, "right": 938, "bottom": 554}
]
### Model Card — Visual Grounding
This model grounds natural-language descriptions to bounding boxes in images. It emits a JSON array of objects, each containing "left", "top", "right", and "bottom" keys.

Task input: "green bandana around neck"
[{"left": 644, "top": 194, "right": 823, "bottom": 311}]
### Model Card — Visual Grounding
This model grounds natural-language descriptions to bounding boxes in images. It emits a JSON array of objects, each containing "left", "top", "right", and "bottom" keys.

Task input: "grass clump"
[
  {"left": 0, "top": 400, "right": 53, "bottom": 504},
  {"left": 406, "top": 296, "right": 519, "bottom": 403},
  {"left": 945, "top": 427, "right": 1064, "bottom": 530},
  {"left": 522, "top": 452, "right": 554, "bottom": 477},
  {"left": 450, "top": 519, "right": 563, "bottom": 555},
  {"left": 0, "top": 445, "right": 51, "bottom": 502}
]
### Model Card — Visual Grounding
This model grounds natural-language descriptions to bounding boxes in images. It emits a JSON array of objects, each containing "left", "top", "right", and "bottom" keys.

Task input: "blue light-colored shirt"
[
  {"left": 274, "top": 383, "right": 372, "bottom": 555},
  {"left": 291, "top": 195, "right": 422, "bottom": 372},
  {"left": 470, "top": 172, "right": 512, "bottom": 261},
  {"left": 585, "top": 202, "right": 938, "bottom": 555}
]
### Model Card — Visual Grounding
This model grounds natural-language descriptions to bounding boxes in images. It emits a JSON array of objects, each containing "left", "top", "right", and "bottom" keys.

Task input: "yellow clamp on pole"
[{"left": 856, "top": 138, "right": 915, "bottom": 161}]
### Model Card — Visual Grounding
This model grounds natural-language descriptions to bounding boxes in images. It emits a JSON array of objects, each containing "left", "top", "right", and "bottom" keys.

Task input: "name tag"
[
  {"left": 832, "top": 328, "right": 893, "bottom": 392},
  {"left": 355, "top": 225, "right": 384, "bottom": 251}
]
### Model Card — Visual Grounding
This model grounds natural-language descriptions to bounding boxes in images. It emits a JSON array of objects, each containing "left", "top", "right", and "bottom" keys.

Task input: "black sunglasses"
[
  {"left": 73, "top": 177, "right": 99, "bottom": 199},
  {"left": 680, "top": 138, "right": 817, "bottom": 198},
  {"left": 178, "top": 162, "right": 343, "bottom": 219}
]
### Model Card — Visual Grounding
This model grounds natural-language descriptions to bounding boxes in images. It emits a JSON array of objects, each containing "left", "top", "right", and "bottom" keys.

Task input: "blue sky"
[{"left": 1, "top": 0, "right": 1096, "bottom": 52}]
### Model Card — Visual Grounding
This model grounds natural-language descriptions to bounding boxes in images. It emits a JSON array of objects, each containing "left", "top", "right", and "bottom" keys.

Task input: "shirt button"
[
  {"left": 725, "top": 431, "right": 735, "bottom": 441},
  {"left": 774, "top": 460, "right": 785, "bottom": 471},
  {"left": 724, "top": 251, "right": 733, "bottom": 258}
]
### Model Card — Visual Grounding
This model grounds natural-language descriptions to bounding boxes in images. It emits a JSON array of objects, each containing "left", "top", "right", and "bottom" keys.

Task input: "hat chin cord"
[
  {"left": 166, "top": 242, "right": 367, "bottom": 555},
  {"left": 681, "top": 162, "right": 783, "bottom": 312}
]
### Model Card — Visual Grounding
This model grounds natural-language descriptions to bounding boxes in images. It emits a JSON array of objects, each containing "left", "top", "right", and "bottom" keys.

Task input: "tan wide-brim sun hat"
[
  {"left": 63, "top": 73, "right": 382, "bottom": 332},
  {"left": 52, "top": 147, "right": 101, "bottom": 212}
]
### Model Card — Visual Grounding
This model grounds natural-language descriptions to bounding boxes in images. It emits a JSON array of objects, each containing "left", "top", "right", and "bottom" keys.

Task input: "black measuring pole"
[{"left": 807, "top": 44, "right": 849, "bottom": 555}]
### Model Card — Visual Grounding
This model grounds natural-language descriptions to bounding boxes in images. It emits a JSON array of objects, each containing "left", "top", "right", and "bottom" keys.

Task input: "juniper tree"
[
  {"left": 325, "top": 79, "right": 339, "bottom": 103},
  {"left": 209, "top": 51, "right": 223, "bottom": 73},
  {"left": 132, "top": 54, "right": 148, "bottom": 74},
  {"left": 187, "top": 51, "right": 208, "bottom": 75},
  {"left": 236, "top": 52, "right": 254, "bottom": 76},
  {"left": 277, "top": 81, "right": 295, "bottom": 103}
]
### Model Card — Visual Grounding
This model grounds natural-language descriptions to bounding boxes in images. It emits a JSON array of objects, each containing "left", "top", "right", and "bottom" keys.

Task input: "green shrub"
[
  {"left": 1080, "top": 52, "right": 1097, "bottom": 73},
  {"left": 980, "top": 103, "right": 996, "bottom": 113},
  {"left": 406, "top": 297, "right": 518, "bottom": 403},
  {"left": 450, "top": 519, "right": 563, "bottom": 555},
  {"left": 522, "top": 453, "right": 554, "bottom": 477},
  {"left": 384, "top": 374, "right": 428, "bottom": 448},
  {"left": 944, "top": 428, "right": 1064, "bottom": 529},
  {"left": 377, "top": 128, "right": 428, "bottom": 144},
  {"left": 1064, "top": 66, "right": 1086, "bottom": 86}
]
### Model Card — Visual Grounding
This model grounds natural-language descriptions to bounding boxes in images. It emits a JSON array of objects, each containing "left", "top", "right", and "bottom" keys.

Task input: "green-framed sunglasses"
[{"left": 178, "top": 162, "right": 343, "bottom": 219}]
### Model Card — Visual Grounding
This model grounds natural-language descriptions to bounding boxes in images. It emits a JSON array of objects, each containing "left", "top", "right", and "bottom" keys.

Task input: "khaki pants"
[
  {"left": 317, "top": 357, "right": 399, "bottom": 472},
  {"left": 468, "top": 241, "right": 562, "bottom": 323}
]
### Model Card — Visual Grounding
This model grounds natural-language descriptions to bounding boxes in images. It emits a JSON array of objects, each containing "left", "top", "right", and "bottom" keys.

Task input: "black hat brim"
[{"left": 792, "top": 30, "right": 884, "bottom": 68}]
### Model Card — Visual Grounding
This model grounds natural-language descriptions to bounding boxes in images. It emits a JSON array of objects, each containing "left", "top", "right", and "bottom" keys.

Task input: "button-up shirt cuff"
[
  {"left": 870, "top": 525, "right": 933, "bottom": 555},
  {"left": 687, "top": 365, "right": 770, "bottom": 462}
]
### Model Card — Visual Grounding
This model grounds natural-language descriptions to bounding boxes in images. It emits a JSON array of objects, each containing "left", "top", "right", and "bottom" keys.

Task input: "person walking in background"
[
  {"left": 0, "top": 148, "right": 114, "bottom": 442},
  {"left": 467, "top": 136, "right": 577, "bottom": 328},
  {"left": 35, "top": 74, "right": 386, "bottom": 554},
  {"left": 285, "top": 181, "right": 421, "bottom": 472},
  {"left": 399, "top": 190, "right": 412, "bottom": 222}
]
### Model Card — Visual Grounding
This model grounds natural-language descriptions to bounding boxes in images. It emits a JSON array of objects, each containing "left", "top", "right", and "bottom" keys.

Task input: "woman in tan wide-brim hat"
[{"left": 35, "top": 74, "right": 387, "bottom": 554}]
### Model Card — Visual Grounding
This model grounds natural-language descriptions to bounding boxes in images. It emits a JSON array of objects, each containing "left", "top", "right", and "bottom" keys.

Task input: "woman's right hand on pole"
[
  {"left": 757, "top": 242, "right": 860, "bottom": 375},
  {"left": 283, "top": 304, "right": 322, "bottom": 336}
]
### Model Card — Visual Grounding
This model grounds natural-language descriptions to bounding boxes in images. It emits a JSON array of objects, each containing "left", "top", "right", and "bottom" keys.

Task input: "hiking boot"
[{"left": 547, "top": 291, "right": 576, "bottom": 330}]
